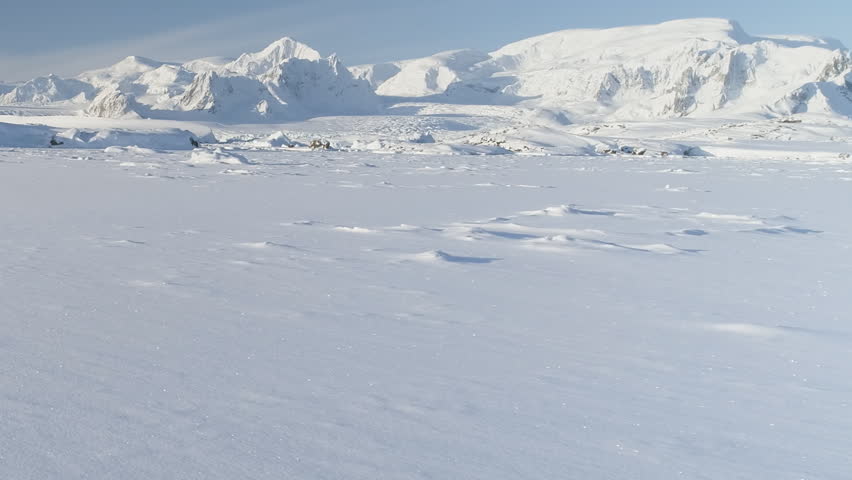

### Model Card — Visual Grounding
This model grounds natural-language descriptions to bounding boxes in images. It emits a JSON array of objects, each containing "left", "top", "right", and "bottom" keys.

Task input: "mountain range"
[{"left": 2, "top": 18, "right": 851, "bottom": 122}]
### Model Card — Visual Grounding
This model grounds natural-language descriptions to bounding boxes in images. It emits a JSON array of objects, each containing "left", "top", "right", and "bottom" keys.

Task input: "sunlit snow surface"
[{"left": 1, "top": 148, "right": 851, "bottom": 479}]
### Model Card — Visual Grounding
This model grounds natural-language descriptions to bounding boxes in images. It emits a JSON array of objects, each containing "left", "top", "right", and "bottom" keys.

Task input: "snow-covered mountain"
[
  {"left": 3, "top": 19, "right": 851, "bottom": 121},
  {"left": 0, "top": 74, "right": 94, "bottom": 105},
  {"left": 172, "top": 44, "right": 378, "bottom": 120},
  {"left": 177, "top": 71, "right": 283, "bottom": 118},
  {"left": 78, "top": 56, "right": 171, "bottom": 89},
  {"left": 220, "top": 37, "right": 322, "bottom": 77},
  {"left": 0, "top": 37, "right": 378, "bottom": 121},
  {"left": 358, "top": 18, "right": 852, "bottom": 119}
]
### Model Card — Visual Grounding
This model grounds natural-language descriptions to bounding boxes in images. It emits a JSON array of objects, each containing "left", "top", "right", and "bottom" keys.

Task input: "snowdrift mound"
[
  {"left": 0, "top": 122, "right": 55, "bottom": 147},
  {"left": 0, "top": 123, "right": 203, "bottom": 150},
  {"left": 187, "top": 148, "right": 252, "bottom": 165},
  {"left": 262, "top": 131, "right": 294, "bottom": 147},
  {"left": 55, "top": 128, "right": 206, "bottom": 150}
]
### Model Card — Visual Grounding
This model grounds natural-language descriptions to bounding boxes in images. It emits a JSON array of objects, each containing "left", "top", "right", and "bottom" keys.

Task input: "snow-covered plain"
[{"left": 2, "top": 146, "right": 851, "bottom": 479}]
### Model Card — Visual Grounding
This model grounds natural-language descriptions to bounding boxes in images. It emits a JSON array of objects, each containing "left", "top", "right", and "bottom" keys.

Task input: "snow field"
[{"left": 1, "top": 147, "right": 850, "bottom": 478}]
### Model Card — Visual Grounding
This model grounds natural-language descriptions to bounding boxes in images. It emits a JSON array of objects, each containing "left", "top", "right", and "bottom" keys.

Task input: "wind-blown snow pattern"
[{"left": 2, "top": 146, "right": 852, "bottom": 479}]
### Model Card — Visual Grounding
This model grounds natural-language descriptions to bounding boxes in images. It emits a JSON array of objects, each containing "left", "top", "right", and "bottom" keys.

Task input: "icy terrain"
[
  {"left": 1, "top": 147, "right": 850, "bottom": 478},
  {"left": 1, "top": 16, "right": 852, "bottom": 479}
]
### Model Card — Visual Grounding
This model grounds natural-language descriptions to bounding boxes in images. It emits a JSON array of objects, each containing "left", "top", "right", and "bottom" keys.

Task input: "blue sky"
[{"left": 1, "top": 0, "right": 850, "bottom": 82}]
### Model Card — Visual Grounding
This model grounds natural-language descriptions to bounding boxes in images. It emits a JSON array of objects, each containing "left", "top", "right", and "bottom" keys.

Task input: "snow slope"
[
  {"left": 353, "top": 49, "right": 491, "bottom": 97},
  {"left": 1, "top": 148, "right": 850, "bottom": 479}
]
